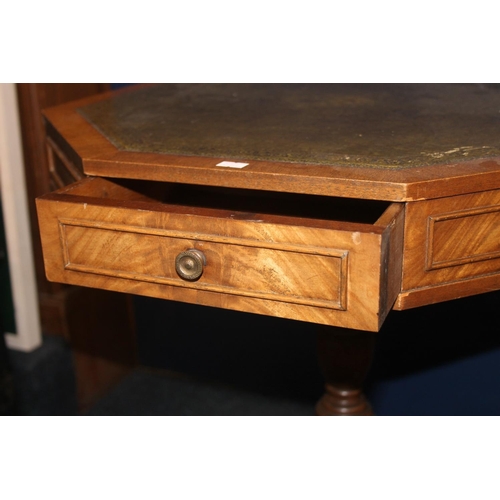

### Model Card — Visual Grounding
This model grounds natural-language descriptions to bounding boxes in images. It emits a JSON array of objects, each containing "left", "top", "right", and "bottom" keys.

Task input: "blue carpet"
[
  {"left": 368, "top": 347, "right": 500, "bottom": 416},
  {"left": 8, "top": 336, "right": 500, "bottom": 416},
  {"left": 83, "top": 346, "right": 500, "bottom": 416},
  {"left": 86, "top": 369, "right": 314, "bottom": 416},
  {"left": 6, "top": 290, "right": 499, "bottom": 416},
  {"left": 7, "top": 335, "right": 77, "bottom": 415}
]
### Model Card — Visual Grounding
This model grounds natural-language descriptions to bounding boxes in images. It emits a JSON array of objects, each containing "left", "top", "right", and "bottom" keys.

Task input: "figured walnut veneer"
[
  {"left": 37, "top": 177, "right": 404, "bottom": 332},
  {"left": 35, "top": 84, "right": 500, "bottom": 415},
  {"left": 396, "top": 189, "right": 500, "bottom": 309}
]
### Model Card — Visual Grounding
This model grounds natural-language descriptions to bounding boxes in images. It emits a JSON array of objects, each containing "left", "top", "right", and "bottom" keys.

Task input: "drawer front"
[
  {"left": 59, "top": 219, "right": 348, "bottom": 310},
  {"left": 396, "top": 188, "right": 500, "bottom": 309},
  {"left": 37, "top": 178, "right": 404, "bottom": 331}
]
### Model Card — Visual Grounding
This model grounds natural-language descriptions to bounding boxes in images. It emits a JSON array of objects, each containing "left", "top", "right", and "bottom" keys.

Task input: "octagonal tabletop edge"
[{"left": 42, "top": 83, "right": 500, "bottom": 202}]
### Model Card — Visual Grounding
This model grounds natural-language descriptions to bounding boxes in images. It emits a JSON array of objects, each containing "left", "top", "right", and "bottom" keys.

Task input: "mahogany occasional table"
[{"left": 36, "top": 84, "right": 500, "bottom": 415}]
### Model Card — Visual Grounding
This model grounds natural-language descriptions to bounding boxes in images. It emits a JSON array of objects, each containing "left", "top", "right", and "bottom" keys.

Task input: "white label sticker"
[{"left": 216, "top": 161, "right": 249, "bottom": 169}]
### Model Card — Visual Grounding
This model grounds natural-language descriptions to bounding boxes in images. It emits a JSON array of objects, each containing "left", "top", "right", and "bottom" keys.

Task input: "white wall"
[{"left": 0, "top": 83, "right": 42, "bottom": 351}]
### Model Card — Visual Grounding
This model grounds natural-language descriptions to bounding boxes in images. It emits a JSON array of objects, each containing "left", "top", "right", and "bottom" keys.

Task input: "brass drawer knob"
[{"left": 175, "top": 249, "right": 206, "bottom": 281}]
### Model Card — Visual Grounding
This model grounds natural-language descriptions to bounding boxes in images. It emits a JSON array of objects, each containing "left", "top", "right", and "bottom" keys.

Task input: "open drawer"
[{"left": 36, "top": 177, "right": 404, "bottom": 332}]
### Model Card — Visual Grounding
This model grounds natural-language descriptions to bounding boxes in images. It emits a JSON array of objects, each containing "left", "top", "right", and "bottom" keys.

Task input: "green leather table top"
[{"left": 78, "top": 83, "right": 500, "bottom": 169}]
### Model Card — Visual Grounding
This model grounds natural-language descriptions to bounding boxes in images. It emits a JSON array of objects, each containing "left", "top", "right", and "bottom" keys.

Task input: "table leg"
[{"left": 315, "top": 326, "right": 375, "bottom": 416}]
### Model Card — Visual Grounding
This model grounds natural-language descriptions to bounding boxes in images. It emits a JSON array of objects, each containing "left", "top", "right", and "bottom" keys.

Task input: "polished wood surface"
[
  {"left": 397, "top": 189, "right": 500, "bottom": 309},
  {"left": 42, "top": 85, "right": 500, "bottom": 202},
  {"left": 316, "top": 326, "right": 375, "bottom": 416},
  {"left": 37, "top": 177, "right": 404, "bottom": 332},
  {"left": 35, "top": 84, "right": 500, "bottom": 414}
]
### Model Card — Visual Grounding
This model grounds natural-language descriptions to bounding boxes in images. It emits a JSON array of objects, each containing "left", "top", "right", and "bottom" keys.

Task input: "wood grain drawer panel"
[
  {"left": 427, "top": 207, "right": 500, "bottom": 269},
  {"left": 37, "top": 177, "right": 405, "bottom": 331},
  {"left": 59, "top": 220, "right": 348, "bottom": 309},
  {"left": 396, "top": 189, "right": 500, "bottom": 309}
]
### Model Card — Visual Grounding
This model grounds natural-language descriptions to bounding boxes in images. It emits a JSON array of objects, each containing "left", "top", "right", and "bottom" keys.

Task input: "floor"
[
  {"left": 85, "top": 368, "right": 315, "bottom": 416},
  {"left": 84, "top": 343, "right": 500, "bottom": 416},
  {"left": 6, "top": 290, "right": 500, "bottom": 416}
]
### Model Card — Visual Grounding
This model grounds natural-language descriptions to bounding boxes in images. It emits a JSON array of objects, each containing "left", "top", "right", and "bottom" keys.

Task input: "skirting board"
[{"left": 0, "top": 83, "right": 42, "bottom": 351}]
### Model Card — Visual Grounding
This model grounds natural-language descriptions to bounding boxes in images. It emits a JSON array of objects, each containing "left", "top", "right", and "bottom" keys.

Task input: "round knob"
[{"left": 175, "top": 249, "right": 206, "bottom": 281}]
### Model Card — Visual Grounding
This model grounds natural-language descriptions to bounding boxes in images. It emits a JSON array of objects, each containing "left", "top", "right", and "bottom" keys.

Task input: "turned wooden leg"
[{"left": 315, "top": 326, "right": 376, "bottom": 416}]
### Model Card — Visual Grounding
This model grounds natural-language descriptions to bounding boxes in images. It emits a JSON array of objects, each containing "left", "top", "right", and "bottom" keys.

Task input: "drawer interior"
[{"left": 61, "top": 177, "right": 392, "bottom": 226}]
